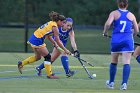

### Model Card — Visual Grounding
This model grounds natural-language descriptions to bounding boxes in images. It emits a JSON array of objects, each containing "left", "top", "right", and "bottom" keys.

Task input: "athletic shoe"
[
  {"left": 66, "top": 70, "right": 75, "bottom": 78},
  {"left": 120, "top": 83, "right": 127, "bottom": 90},
  {"left": 18, "top": 61, "right": 23, "bottom": 74},
  {"left": 36, "top": 67, "right": 42, "bottom": 76},
  {"left": 47, "top": 74, "right": 59, "bottom": 79},
  {"left": 106, "top": 80, "right": 114, "bottom": 89}
]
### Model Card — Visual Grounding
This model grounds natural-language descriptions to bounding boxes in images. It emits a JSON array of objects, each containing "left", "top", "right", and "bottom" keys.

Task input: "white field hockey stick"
[{"left": 57, "top": 47, "right": 94, "bottom": 79}]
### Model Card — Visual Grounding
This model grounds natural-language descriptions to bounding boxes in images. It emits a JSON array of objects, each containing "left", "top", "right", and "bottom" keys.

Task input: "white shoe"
[
  {"left": 106, "top": 80, "right": 114, "bottom": 89},
  {"left": 120, "top": 83, "right": 127, "bottom": 90}
]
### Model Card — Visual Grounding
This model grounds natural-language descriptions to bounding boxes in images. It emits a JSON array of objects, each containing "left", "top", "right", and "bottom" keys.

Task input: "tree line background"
[
  {"left": 0, "top": 0, "right": 140, "bottom": 53},
  {"left": 0, "top": 0, "right": 139, "bottom": 26}
]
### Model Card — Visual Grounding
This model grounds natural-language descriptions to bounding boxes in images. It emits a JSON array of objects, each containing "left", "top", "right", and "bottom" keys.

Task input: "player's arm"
[
  {"left": 103, "top": 11, "right": 114, "bottom": 36},
  {"left": 69, "top": 30, "right": 80, "bottom": 57},
  {"left": 138, "top": 22, "right": 140, "bottom": 28},
  {"left": 52, "top": 26, "right": 71, "bottom": 54},
  {"left": 69, "top": 30, "right": 77, "bottom": 51},
  {"left": 46, "top": 35, "right": 58, "bottom": 48},
  {"left": 131, "top": 14, "right": 139, "bottom": 36}
]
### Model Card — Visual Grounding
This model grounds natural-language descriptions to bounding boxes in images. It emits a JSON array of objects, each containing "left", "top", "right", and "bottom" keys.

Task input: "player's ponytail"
[
  {"left": 49, "top": 11, "right": 65, "bottom": 22},
  {"left": 117, "top": 0, "right": 128, "bottom": 9}
]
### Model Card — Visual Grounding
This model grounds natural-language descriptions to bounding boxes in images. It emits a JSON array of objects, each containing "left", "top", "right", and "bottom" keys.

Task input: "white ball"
[{"left": 92, "top": 74, "right": 96, "bottom": 77}]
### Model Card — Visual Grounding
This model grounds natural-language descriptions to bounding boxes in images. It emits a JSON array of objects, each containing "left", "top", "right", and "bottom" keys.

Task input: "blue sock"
[
  {"left": 109, "top": 63, "right": 117, "bottom": 83},
  {"left": 61, "top": 56, "right": 69, "bottom": 74},
  {"left": 122, "top": 64, "right": 130, "bottom": 84},
  {"left": 37, "top": 63, "right": 44, "bottom": 70},
  {"left": 136, "top": 55, "right": 140, "bottom": 63}
]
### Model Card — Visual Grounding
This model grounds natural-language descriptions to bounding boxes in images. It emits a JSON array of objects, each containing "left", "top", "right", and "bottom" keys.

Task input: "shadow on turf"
[{"left": 0, "top": 71, "right": 94, "bottom": 80}]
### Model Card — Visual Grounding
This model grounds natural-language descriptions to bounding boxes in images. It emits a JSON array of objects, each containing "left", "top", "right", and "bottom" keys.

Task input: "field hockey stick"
[
  {"left": 57, "top": 47, "right": 94, "bottom": 67},
  {"left": 72, "top": 56, "right": 94, "bottom": 67},
  {"left": 103, "top": 34, "right": 140, "bottom": 46},
  {"left": 134, "top": 42, "right": 140, "bottom": 46},
  {"left": 134, "top": 34, "right": 140, "bottom": 46},
  {"left": 76, "top": 57, "right": 94, "bottom": 79},
  {"left": 103, "top": 34, "right": 112, "bottom": 38},
  {"left": 57, "top": 47, "right": 94, "bottom": 79},
  {"left": 137, "top": 34, "right": 140, "bottom": 38}
]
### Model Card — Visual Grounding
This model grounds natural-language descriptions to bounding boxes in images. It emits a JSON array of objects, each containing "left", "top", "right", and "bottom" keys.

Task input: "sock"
[
  {"left": 61, "top": 56, "right": 69, "bottom": 74},
  {"left": 22, "top": 56, "right": 37, "bottom": 66},
  {"left": 44, "top": 61, "right": 52, "bottom": 76},
  {"left": 37, "top": 63, "right": 44, "bottom": 70},
  {"left": 109, "top": 63, "right": 117, "bottom": 83},
  {"left": 136, "top": 55, "right": 140, "bottom": 63},
  {"left": 122, "top": 64, "right": 130, "bottom": 84}
]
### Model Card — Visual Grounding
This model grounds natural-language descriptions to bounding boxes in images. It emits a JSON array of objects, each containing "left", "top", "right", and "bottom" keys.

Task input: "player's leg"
[
  {"left": 61, "top": 52, "right": 75, "bottom": 77},
  {"left": 36, "top": 48, "right": 61, "bottom": 76},
  {"left": 22, "top": 48, "right": 41, "bottom": 65},
  {"left": 18, "top": 48, "right": 41, "bottom": 74},
  {"left": 36, "top": 47, "right": 59, "bottom": 79},
  {"left": 110, "top": 53, "right": 119, "bottom": 83},
  {"left": 106, "top": 53, "right": 119, "bottom": 89},
  {"left": 120, "top": 52, "right": 131, "bottom": 90},
  {"left": 133, "top": 46, "right": 140, "bottom": 63}
]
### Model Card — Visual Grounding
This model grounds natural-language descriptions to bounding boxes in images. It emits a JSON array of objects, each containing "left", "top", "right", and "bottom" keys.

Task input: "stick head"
[{"left": 89, "top": 76, "right": 94, "bottom": 79}]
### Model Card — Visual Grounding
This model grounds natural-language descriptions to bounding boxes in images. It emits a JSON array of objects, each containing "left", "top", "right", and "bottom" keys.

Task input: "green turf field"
[{"left": 0, "top": 53, "right": 140, "bottom": 93}]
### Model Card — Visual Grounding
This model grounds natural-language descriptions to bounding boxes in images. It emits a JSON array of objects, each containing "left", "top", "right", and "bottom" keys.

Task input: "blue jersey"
[
  {"left": 54, "top": 27, "right": 72, "bottom": 46},
  {"left": 111, "top": 9, "right": 134, "bottom": 53}
]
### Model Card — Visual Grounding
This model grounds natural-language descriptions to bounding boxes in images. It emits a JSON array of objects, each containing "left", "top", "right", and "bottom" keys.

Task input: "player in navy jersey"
[
  {"left": 103, "top": 0, "right": 139, "bottom": 90},
  {"left": 36, "top": 18, "right": 80, "bottom": 77},
  {"left": 133, "top": 22, "right": 140, "bottom": 63}
]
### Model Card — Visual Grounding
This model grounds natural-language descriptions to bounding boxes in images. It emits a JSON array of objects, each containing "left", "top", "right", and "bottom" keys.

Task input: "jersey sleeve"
[{"left": 50, "top": 21, "right": 58, "bottom": 27}]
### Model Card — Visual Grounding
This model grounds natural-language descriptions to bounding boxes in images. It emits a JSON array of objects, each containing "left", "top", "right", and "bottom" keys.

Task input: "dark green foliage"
[{"left": 0, "top": 0, "right": 139, "bottom": 25}]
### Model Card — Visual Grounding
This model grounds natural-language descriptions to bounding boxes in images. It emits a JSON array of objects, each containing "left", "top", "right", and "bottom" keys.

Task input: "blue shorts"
[
  {"left": 28, "top": 34, "right": 46, "bottom": 48},
  {"left": 111, "top": 33, "right": 134, "bottom": 53},
  {"left": 111, "top": 40, "right": 134, "bottom": 53}
]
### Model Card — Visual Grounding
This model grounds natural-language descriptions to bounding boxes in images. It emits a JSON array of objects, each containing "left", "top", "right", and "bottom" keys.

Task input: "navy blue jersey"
[
  {"left": 53, "top": 27, "right": 72, "bottom": 46},
  {"left": 111, "top": 9, "right": 134, "bottom": 52}
]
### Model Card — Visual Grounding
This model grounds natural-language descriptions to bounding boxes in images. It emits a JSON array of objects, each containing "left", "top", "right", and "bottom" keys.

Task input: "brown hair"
[
  {"left": 117, "top": 0, "right": 128, "bottom": 8},
  {"left": 49, "top": 11, "right": 66, "bottom": 22}
]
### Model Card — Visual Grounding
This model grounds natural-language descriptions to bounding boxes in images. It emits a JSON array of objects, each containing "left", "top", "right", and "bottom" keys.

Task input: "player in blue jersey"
[
  {"left": 103, "top": 0, "right": 139, "bottom": 90},
  {"left": 133, "top": 22, "right": 140, "bottom": 63},
  {"left": 36, "top": 18, "right": 80, "bottom": 77}
]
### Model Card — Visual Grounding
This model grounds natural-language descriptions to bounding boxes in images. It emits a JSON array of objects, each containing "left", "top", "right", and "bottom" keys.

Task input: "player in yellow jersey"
[{"left": 17, "top": 11, "right": 71, "bottom": 79}]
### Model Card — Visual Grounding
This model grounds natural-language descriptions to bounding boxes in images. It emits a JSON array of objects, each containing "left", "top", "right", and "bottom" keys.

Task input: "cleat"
[
  {"left": 106, "top": 80, "right": 114, "bottom": 89},
  {"left": 66, "top": 70, "right": 75, "bottom": 78},
  {"left": 36, "top": 67, "right": 42, "bottom": 76},
  {"left": 18, "top": 61, "right": 23, "bottom": 74},
  {"left": 47, "top": 74, "right": 59, "bottom": 79},
  {"left": 120, "top": 83, "right": 127, "bottom": 90}
]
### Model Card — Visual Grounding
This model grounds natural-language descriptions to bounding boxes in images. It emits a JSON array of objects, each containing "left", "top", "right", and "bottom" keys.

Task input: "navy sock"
[
  {"left": 37, "top": 63, "right": 44, "bottom": 70},
  {"left": 109, "top": 63, "right": 117, "bottom": 83},
  {"left": 122, "top": 64, "right": 130, "bottom": 84},
  {"left": 61, "top": 56, "right": 69, "bottom": 74},
  {"left": 136, "top": 55, "right": 140, "bottom": 63}
]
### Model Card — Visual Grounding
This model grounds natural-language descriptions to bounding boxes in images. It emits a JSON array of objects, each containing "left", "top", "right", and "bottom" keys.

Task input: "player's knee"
[
  {"left": 35, "top": 56, "right": 41, "bottom": 61},
  {"left": 136, "top": 55, "right": 140, "bottom": 63},
  {"left": 44, "top": 53, "right": 51, "bottom": 62}
]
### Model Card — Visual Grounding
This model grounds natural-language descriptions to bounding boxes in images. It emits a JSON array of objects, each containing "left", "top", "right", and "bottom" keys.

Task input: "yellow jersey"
[{"left": 34, "top": 21, "right": 58, "bottom": 38}]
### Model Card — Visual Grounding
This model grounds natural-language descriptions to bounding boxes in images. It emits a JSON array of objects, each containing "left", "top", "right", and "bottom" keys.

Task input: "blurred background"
[{"left": 0, "top": 0, "right": 140, "bottom": 54}]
